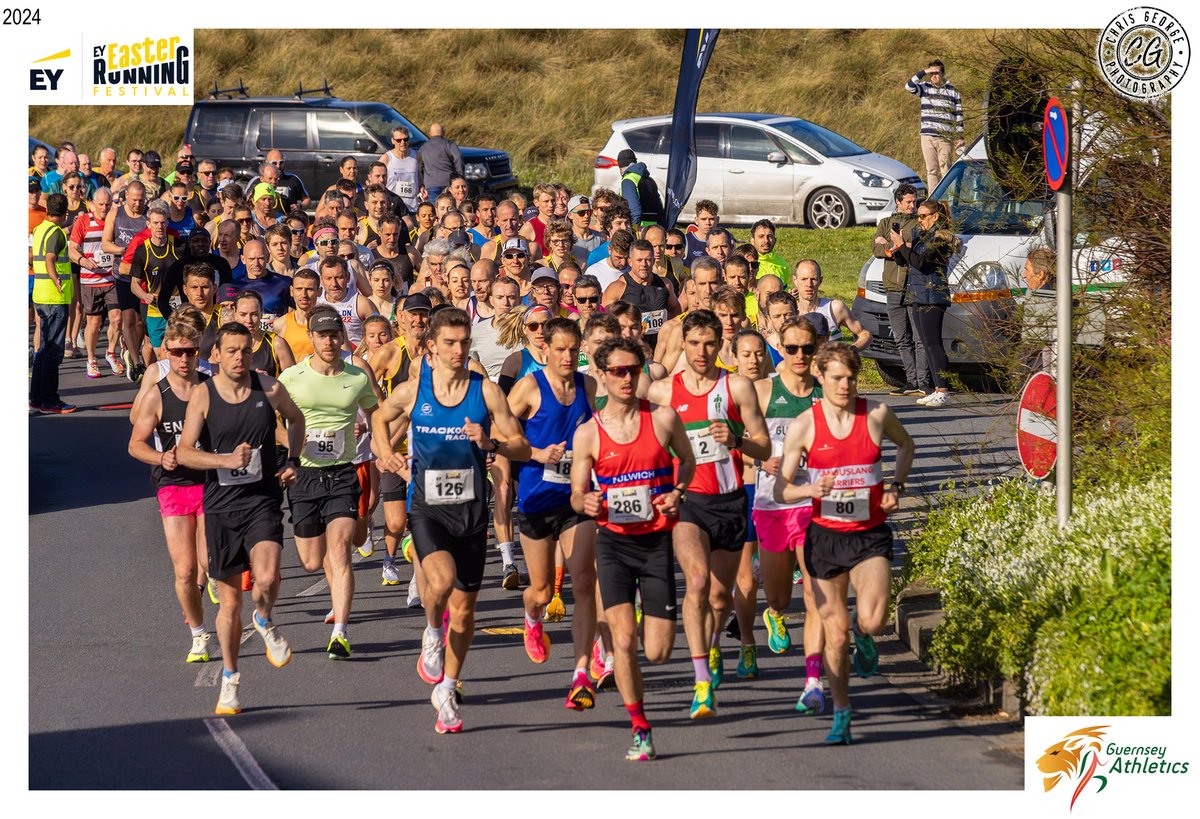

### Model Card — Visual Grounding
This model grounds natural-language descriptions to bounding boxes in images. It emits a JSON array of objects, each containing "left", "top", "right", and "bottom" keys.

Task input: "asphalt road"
[{"left": 29, "top": 355, "right": 1023, "bottom": 790}]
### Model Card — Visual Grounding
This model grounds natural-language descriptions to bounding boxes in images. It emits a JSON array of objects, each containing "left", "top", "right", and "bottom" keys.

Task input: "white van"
[{"left": 851, "top": 136, "right": 1126, "bottom": 387}]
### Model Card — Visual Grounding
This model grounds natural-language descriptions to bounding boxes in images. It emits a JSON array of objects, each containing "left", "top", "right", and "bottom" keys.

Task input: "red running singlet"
[
  {"left": 593, "top": 401, "right": 677, "bottom": 536},
  {"left": 807, "top": 397, "right": 886, "bottom": 531}
]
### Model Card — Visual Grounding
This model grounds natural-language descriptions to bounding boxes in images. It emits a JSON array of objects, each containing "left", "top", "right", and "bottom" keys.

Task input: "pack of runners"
[{"left": 37, "top": 143, "right": 918, "bottom": 759}]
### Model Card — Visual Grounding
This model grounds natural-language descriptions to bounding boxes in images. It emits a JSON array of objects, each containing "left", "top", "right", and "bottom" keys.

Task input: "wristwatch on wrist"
[
  {"left": 489, "top": 438, "right": 501, "bottom": 453},
  {"left": 732, "top": 433, "right": 744, "bottom": 450},
  {"left": 887, "top": 481, "right": 905, "bottom": 494},
  {"left": 286, "top": 456, "right": 301, "bottom": 468},
  {"left": 675, "top": 484, "right": 689, "bottom": 502}
]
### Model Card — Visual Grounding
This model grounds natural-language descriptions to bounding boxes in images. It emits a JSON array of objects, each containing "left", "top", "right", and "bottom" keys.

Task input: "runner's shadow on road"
[{"left": 29, "top": 414, "right": 152, "bottom": 513}]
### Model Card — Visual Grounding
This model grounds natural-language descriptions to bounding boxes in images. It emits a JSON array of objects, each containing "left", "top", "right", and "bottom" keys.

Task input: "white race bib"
[
  {"left": 93, "top": 251, "right": 115, "bottom": 268},
  {"left": 260, "top": 313, "right": 277, "bottom": 333},
  {"left": 542, "top": 452, "right": 573, "bottom": 485},
  {"left": 169, "top": 293, "right": 182, "bottom": 310},
  {"left": 822, "top": 488, "right": 871, "bottom": 522},
  {"left": 642, "top": 309, "right": 668, "bottom": 335},
  {"left": 304, "top": 428, "right": 345, "bottom": 463},
  {"left": 217, "top": 448, "right": 263, "bottom": 486},
  {"left": 425, "top": 468, "right": 476, "bottom": 505},
  {"left": 608, "top": 485, "right": 653, "bottom": 524},
  {"left": 687, "top": 428, "right": 729, "bottom": 465},
  {"left": 395, "top": 180, "right": 415, "bottom": 199}
]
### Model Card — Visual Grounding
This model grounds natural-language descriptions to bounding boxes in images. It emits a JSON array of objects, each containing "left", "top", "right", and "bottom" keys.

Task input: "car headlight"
[
  {"left": 956, "top": 262, "right": 1008, "bottom": 292},
  {"left": 853, "top": 170, "right": 893, "bottom": 188},
  {"left": 464, "top": 162, "right": 488, "bottom": 180}
]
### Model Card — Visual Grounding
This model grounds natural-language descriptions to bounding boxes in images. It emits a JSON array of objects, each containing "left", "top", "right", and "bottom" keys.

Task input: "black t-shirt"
[
  {"left": 370, "top": 249, "right": 415, "bottom": 289},
  {"left": 131, "top": 237, "right": 183, "bottom": 307},
  {"left": 156, "top": 253, "right": 232, "bottom": 318}
]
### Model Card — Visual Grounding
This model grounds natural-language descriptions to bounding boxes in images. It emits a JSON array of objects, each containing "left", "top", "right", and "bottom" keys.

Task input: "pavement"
[{"left": 29, "top": 354, "right": 1024, "bottom": 790}]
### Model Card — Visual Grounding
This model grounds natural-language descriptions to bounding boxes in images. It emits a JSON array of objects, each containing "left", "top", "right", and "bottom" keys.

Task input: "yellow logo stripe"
[{"left": 33, "top": 48, "right": 71, "bottom": 63}]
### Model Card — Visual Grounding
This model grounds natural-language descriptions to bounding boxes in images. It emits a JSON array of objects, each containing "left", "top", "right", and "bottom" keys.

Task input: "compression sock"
[
  {"left": 553, "top": 566, "right": 565, "bottom": 596},
  {"left": 806, "top": 654, "right": 824, "bottom": 687},
  {"left": 692, "top": 655, "right": 711, "bottom": 683},
  {"left": 498, "top": 541, "right": 516, "bottom": 564},
  {"left": 625, "top": 701, "right": 651, "bottom": 733}
]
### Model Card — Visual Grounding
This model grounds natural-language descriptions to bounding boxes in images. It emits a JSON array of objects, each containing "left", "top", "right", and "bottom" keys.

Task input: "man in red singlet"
[
  {"left": 570, "top": 336, "right": 694, "bottom": 762},
  {"left": 775, "top": 343, "right": 914, "bottom": 745}
]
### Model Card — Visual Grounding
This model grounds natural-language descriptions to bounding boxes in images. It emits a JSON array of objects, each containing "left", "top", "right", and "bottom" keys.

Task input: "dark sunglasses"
[
  {"left": 338, "top": 253, "right": 356, "bottom": 260},
  {"left": 783, "top": 343, "right": 817, "bottom": 356},
  {"left": 602, "top": 365, "right": 640, "bottom": 379},
  {"left": 315, "top": 239, "right": 338, "bottom": 247},
  {"left": 393, "top": 137, "right": 409, "bottom": 143},
  {"left": 576, "top": 295, "right": 599, "bottom": 304},
  {"left": 665, "top": 243, "right": 684, "bottom": 251},
  {"left": 525, "top": 321, "right": 546, "bottom": 331},
  {"left": 236, "top": 217, "right": 253, "bottom": 223},
  {"left": 167, "top": 346, "right": 199, "bottom": 357},
  {"left": 198, "top": 169, "right": 216, "bottom": 175},
  {"left": 290, "top": 228, "right": 304, "bottom": 235},
  {"left": 571, "top": 208, "right": 592, "bottom": 217}
]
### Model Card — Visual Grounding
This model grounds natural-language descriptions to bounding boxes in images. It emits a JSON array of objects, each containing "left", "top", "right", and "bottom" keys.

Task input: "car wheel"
[
  {"left": 806, "top": 187, "right": 853, "bottom": 230},
  {"left": 875, "top": 363, "right": 908, "bottom": 388}
]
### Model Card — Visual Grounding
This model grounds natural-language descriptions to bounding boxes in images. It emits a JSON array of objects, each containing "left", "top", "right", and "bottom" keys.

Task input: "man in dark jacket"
[
  {"left": 617, "top": 150, "right": 664, "bottom": 227},
  {"left": 872, "top": 183, "right": 927, "bottom": 396},
  {"left": 418, "top": 123, "right": 463, "bottom": 203}
]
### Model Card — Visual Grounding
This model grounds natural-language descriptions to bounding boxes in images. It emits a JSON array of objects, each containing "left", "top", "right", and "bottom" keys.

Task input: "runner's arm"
[
  {"left": 351, "top": 354, "right": 385, "bottom": 403},
  {"left": 481, "top": 379, "right": 532, "bottom": 462},
  {"left": 262, "top": 376, "right": 306, "bottom": 463},
  {"left": 370, "top": 380, "right": 414, "bottom": 472},
  {"left": 101, "top": 208, "right": 124, "bottom": 256},
  {"left": 832, "top": 299, "right": 871, "bottom": 350},
  {"left": 774, "top": 412, "right": 835, "bottom": 504},
  {"left": 880, "top": 403, "right": 914, "bottom": 486},
  {"left": 128, "top": 364, "right": 164, "bottom": 423},
  {"left": 127, "top": 390, "right": 168, "bottom": 467},
  {"left": 569, "top": 421, "right": 601, "bottom": 517},
  {"left": 497, "top": 349, "right": 521, "bottom": 395},
  {"left": 176, "top": 385, "right": 240, "bottom": 471},
  {"left": 600, "top": 279, "right": 625, "bottom": 309}
]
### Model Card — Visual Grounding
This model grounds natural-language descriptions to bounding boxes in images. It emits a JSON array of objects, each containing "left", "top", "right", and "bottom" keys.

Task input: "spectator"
[
  {"left": 873, "top": 182, "right": 928, "bottom": 396},
  {"left": 418, "top": 122, "right": 463, "bottom": 202},
  {"left": 30, "top": 194, "right": 75, "bottom": 413},
  {"left": 617, "top": 149, "right": 664, "bottom": 227},
  {"left": 905, "top": 59, "right": 965, "bottom": 192}
]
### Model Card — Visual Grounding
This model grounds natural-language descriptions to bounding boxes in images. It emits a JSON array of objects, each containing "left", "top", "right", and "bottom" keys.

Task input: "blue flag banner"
[{"left": 664, "top": 28, "right": 719, "bottom": 230}]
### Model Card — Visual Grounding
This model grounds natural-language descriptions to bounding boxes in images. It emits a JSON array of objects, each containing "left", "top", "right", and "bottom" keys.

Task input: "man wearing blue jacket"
[{"left": 617, "top": 150, "right": 664, "bottom": 228}]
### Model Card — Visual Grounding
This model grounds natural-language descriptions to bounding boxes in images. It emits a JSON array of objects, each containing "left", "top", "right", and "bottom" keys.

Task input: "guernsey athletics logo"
[{"left": 1038, "top": 725, "right": 1109, "bottom": 811}]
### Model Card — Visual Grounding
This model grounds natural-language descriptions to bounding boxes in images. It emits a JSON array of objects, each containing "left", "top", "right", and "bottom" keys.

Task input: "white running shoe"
[
  {"left": 215, "top": 672, "right": 241, "bottom": 715},
  {"left": 407, "top": 577, "right": 422, "bottom": 609},
  {"left": 252, "top": 614, "right": 292, "bottom": 668},
  {"left": 418, "top": 626, "right": 444, "bottom": 684},
  {"left": 431, "top": 684, "right": 462, "bottom": 733},
  {"left": 187, "top": 632, "right": 211, "bottom": 663},
  {"left": 382, "top": 561, "right": 401, "bottom": 586},
  {"left": 923, "top": 391, "right": 951, "bottom": 407}
]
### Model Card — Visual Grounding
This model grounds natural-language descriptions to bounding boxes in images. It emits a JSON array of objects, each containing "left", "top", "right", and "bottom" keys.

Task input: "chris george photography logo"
[{"left": 1038, "top": 725, "right": 1191, "bottom": 811}]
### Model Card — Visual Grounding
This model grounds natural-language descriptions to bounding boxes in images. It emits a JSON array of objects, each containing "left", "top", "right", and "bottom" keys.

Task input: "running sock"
[
  {"left": 553, "top": 566, "right": 565, "bottom": 595},
  {"left": 383, "top": 554, "right": 395, "bottom": 566},
  {"left": 805, "top": 654, "right": 824, "bottom": 687},
  {"left": 437, "top": 675, "right": 457, "bottom": 695},
  {"left": 625, "top": 701, "right": 651, "bottom": 733},
  {"left": 190, "top": 624, "right": 206, "bottom": 638},
  {"left": 424, "top": 624, "right": 441, "bottom": 642},
  {"left": 525, "top": 609, "right": 542, "bottom": 627},
  {"left": 332, "top": 623, "right": 347, "bottom": 637},
  {"left": 223, "top": 669, "right": 236, "bottom": 679},
  {"left": 571, "top": 667, "right": 588, "bottom": 685},
  {"left": 253, "top": 610, "right": 269, "bottom": 628},
  {"left": 498, "top": 541, "right": 516, "bottom": 564},
  {"left": 692, "top": 656, "right": 712, "bottom": 683}
]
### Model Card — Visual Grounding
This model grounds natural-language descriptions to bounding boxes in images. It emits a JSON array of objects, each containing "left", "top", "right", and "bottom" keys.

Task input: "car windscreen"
[
  {"left": 356, "top": 104, "right": 429, "bottom": 152},
  {"left": 769, "top": 119, "right": 868, "bottom": 158},
  {"left": 933, "top": 160, "right": 1050, "bottom": 236}
]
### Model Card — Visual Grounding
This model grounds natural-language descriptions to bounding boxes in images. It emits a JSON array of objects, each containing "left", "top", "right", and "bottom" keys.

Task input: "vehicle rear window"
[
  {"left": 695, "top": 123, "right": 722, "bottom": 159},
  {"left": 624, "top": 126, "right": 666, "bottom": 154},
  {"left": 192, "top": 108, "right": 248, "bottom": 145},
  {"left": 729, "top": 125, "right": 778, "bottom": 161},
  {"left": 316, "top": 111, "right": 365, "bottom": 152},
  {"left": 257, "top": 111, "right": 307, "bottom": 150}
]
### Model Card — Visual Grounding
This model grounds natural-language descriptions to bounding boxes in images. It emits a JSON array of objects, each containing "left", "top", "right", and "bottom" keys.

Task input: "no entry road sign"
[{"left": 1018, "top": 371, "right": 1058, "bottom": 480}]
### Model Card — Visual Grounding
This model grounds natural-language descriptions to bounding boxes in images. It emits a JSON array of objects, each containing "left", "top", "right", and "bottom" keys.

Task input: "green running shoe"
[
  {"left": 795, "top": 681, "right": 826, "bottom": 715},
  {"left": 852, "top": 628, "right": 879, "bottom": 678},
  {"left": 736, "top": 644, "right": 759, "bottom": 679},
  {"left": 327, "top": 632, "right": 351, "bottom": 660},
  {"left": 626, "top": 728, "right": 656, "bottom": 761},
  {"left": 762, "top": 608, "right": 791, "bottom": 654},
  {"left": 206, "top": 577, "right": 220, "bottom": 605},
  {"left": 708, "top": 647, "right": 724, "bottom": 690},
  {"left": 690, "top": 681, "right": 716, "bottom": 719},
  {"left": 825, "top": 707, "right": 852, "bottom": 745}
]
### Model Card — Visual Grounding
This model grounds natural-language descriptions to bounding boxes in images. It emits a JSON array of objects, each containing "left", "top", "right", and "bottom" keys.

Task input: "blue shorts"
[
  {"left": 744, "top": 484, "right": 758, "bottom": 544},
  {"left": 146, "top": 315, "right": 168, "bottom": 348}
]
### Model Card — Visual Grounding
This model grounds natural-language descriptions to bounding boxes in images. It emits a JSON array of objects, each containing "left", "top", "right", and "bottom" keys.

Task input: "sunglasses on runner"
[
  {"left": 290, "top": 228, "right": 304, "bottom": 235},
  {"left": 316, "top": 239, "right": 338, "bottom": 247},
  {"left": 571, "top": 208, "right": 591, "bottom": 217},
  {"left": 525, "top": 321, "right": 546, "bottom": 331},
  {"left": 171, "top": 195, "right": 187, "bottom": 202},
  {"left": 602, "top": 365, "right": 639, "bottom": 379},
  {"left": 576, "top": 295, "right": 599, "bottom": 304},
  {"left": 338, "top": 253, "right": 356, "bottom": 260},
  {"left": 503, "top": 252, "right": 527, "bottom": 260},
  {"left": 167, "top": 346, "right": 199, "bottom": 357},
  {"left": 783, "top": 343, "right": 817, "bottom": 356},
  {"left": 666, "top": 243, "right": 684, "bottom": 251}
]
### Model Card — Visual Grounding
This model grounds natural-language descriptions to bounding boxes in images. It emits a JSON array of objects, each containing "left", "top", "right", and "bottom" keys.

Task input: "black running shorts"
[
  {"left": 516, "top": 502, "right": 593, "bottom": 542},
  {"left": 804, "top": 520, "right": 894, "bottom": 580},
  {"left": 595, "top": 528, "right": 677, "bottom": 620},
  {"left": 288, "top": 463, "right": 360, "bottom": 538},
  {"left": 205, "top": 499, "right": 285, "bottom": 581},
  {"left": 677, "top": 489, "right": 748, "bottom": 553},
  {"left": 409, "top": 513, "right": 488, "bottom": 593},
  {"left": 379, "top": 470, "right": 408, "bottom": 504}
]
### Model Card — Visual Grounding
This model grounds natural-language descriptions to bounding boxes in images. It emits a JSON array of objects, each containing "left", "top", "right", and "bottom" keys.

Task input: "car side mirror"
[
  {"left": 766, "top": 151, "right": 788, "bottom": 165},
  {"left": 354, "top": 138, "right": 376, "bottom": 153}
]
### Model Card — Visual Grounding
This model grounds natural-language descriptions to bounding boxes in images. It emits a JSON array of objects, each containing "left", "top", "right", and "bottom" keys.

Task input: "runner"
[
  {"left": 752, "top": 317, "right": 828, "bottom": 712},
  {"left": 497, "top": 304, "right": 551, "bottom": 394},
  {"left": 367, "top": 260, "right": 401, "bottom": 320},
  {"left": 277, "top": 306, "right": 380, "bottom": 659},
  {"left": 233, "top": 239, "right": 294, "bottom": 334},
  {"left": 67, "top": 188, "right": 122, "bottom": 378},
  {"left": 127, "top": 319, "right": 212, "bottom": 663},
  {"left": 570, "top": 336, "right": 695, "bottom": 760},
  {"left": 600, "top": 238, "right": 680, "bottom": 350},
  {"left": 773, "top": 343, "right": 914, "bottom": 744},
  {"left": 794, "top": 259, "right": 871, "bottom": 349},
  {"left": 654, "top": 257, "right": 721, "bottom": 373},
  {"left": 123, "top": 201, "right": 182, "bottom": 366},
  {"left": 273, "top": 269, "right": 321, "bottom": 362},
  {"left": 102, "top": 180, "right": 147, "bottom": 379},
  {"left": 759, "top": 290, "right": 799, "bottom": 368},
  {"left": 645, "top": 309, "right": 770, "bottom": 718},
  {"left": 508, "top": 318, "right": 599, "bottom": 709},
  {"left": 315, "top": 256, "right": 375, "bottom": 349},
  {"left": 232, "top": 290, "right": 296, "bottom": 377},
  {"left": 370, "top": 307, "right": 531, "bottom": 734},
  {"left": 175, "top": 322, "right": 306, "bottom": 715}
]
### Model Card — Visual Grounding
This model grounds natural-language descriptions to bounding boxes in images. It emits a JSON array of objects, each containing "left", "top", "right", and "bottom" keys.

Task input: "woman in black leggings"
[{"left": 890, "top": 200, "right": 961, "bottom": 407}]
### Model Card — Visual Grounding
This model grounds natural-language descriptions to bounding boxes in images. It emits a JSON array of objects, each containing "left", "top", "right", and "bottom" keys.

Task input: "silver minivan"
[{"left": 593, "top": 113, "right": 924, "bottom": 228}]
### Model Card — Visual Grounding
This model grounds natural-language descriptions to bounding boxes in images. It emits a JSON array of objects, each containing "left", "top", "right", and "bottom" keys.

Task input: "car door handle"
[{"left": 728, "top": 169, "right": 744, "bottom": 174}]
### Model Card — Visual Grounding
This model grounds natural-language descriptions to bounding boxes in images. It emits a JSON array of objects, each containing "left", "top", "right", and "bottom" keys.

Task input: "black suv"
[{"left": 184, "top": 90, "right": 517, "bottom": 200}]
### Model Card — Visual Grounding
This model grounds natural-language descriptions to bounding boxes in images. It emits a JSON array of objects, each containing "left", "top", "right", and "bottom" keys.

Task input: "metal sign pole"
[{"left": 1055, "top": 189, "right": 1072, "bottom": 528}]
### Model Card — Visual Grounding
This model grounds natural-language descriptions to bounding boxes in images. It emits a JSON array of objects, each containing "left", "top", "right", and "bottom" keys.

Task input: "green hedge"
[{"left": 904, "top": 473, "right": 1171, "bottom": 715}]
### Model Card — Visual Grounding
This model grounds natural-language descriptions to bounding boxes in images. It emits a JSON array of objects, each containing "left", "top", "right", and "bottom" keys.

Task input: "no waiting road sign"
[
  {"left": 1018, "top": 371, "right": 1057, "bottom": 480},
  {"left": 1043, "top": 97, "right": 1070, "bottom": 192}
]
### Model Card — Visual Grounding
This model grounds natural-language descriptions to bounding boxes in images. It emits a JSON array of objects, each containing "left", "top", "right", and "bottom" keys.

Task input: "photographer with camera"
[{"left": 872, "top": 183, "right": 927, "bottom": 396}]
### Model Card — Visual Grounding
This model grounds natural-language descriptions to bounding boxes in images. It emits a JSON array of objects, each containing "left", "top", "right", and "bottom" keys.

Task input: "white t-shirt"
[
  {"left": 469, "top": 317, "right": 512, "bottom": 381},
  {"left": 588, "top": 258, "right": 629, "bottom": 292}
]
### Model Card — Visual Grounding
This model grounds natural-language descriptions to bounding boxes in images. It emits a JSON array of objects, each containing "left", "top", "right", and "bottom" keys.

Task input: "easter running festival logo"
[
  {"left": 91, "top": 36, "right": 191, "bottom": 98},
  {"left": 1039, "top": 725, "right": 1191, "bottom": 811}
]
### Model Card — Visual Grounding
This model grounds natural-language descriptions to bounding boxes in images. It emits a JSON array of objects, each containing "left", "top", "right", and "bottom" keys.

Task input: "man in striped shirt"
[{"left": 905, "top": 60, "right": 965, "bottom": 192}]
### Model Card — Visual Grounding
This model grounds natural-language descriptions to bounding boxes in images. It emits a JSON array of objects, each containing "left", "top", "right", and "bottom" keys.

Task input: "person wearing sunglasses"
[
  {"left": 571, "top": 274, "right": 604, "bottom": 328},
  {"left": 193, "top": 158, "right": 221, "bottom": 213},
  {"left": 569, "top": 335, "right": 695, "bottom": 762},
  {"left": 645, "top": 308, "right": 771, "bottom": 719},
  {"left": 57, "top": 171, "right": 89, "bottom": 230},
  {"left": 127, "top": 318, "right": 214, "bottom": 667},
  {"left": 566, "top": 195, "right": 604, "bottom": 257},
  {"left": 751, "top": 316, "right": 827, "bottom": 715},
  {"left": 379, "top": 126, "right": 424, "bottom": 210},
  {"left": 497, "top": 303, "right": 553, "bottom": 395},
  {"left": 497, "top": 236, "right": 533, "bottom": 293},
  {"left": 165, "top": 179, "right": 198, "bottom": 240},
  {"left": 759, "top": 289, "right": 799, "bottom": 368}
]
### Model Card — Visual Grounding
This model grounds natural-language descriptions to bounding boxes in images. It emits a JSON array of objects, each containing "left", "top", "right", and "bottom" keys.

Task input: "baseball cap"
[
  {"left": 447, "top": 229, "right": 471, "bottom": 248},
  {"left": 502, "top": 237, "right": 529, "bottom": 255},
  {"left": 253, "top": 182, "right": 276, "bottom": 202},
  {"left": 402, "top": 292, "right": 432, "bottom": 313},
  {"left": 567, "top": 195, "right": 590, "bottom": 212},
  {"left": 616, "top": 149, "right": 637, "bottom": 168},
  {"left": 142, "top": 150, "right": 162, "bottom": 169},
  {"left": 309, "top": 311, "right": 344, "bottom": 334},
  {"left": 176, "top": 160, "right": 195, "bottom": 175},
  {"left": 531, "top": 266, "right": 558, "bottom": 285},
  {"left": 216, "top": 283, "right": 240, "bottom": 303}
]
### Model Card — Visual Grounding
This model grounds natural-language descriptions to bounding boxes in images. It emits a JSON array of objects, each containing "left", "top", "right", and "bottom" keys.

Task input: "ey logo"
[
  {"left": 1038, "top": 725, "right": 1109, "bottom": 811},
  {"left": 30, "top": 48, "right": 70, "bottom": 91}
]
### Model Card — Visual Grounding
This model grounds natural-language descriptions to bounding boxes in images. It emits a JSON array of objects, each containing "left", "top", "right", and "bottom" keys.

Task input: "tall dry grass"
[{"left": 32, "top": 28, "right": 1013, "bottom": 192}]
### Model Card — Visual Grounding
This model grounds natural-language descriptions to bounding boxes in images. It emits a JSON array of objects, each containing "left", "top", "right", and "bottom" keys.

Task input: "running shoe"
[
  {"left": 63, "top": 345, "right": 76, "bottom": 360},
  {"left": 917, "top": 391, "right": 950, "bottom": 406},
  {"left": 40, "top": 401, "right": 77, "bottom": 414},
  {"left": 418, "top": 627, "right": 444, "bottom": 684},
  {"left": 825, "top": 708, "right": 852, "bottom": 745},
  {"left": 431, "top": 684, "right": 463, "bottom": 734},
  {"left": 904, "top": 386, "right": 928, "bottom": 397},
  {"left": 86, "top": 359, "right": 101, "bottom": 379},
  {"left": 357, "top": 535, "right": 374, "bottom": 558},
  {"left": 523, "top": 618, "right": 551, "bottom": 664},
  {"left": 595, "top": 656, "right": 616, "bottom": 691},
  {"left": 324, "top": 609, "right": 335, "bottom": 625},
  {"left": 28, "top": 401, "right": 43, "bottom": 414},
  {"left": 381, "top": 561, "right": 400, "bottom": 586},
  {"left": 252, "top": 613, "right": 292, "bottom": 668},
  {"left": 565, "top": 673, "right": 596, "bottom": 711},
  {"left": 588, "top": 637, "right": 605, "bottom": 682},
  {"left": 796, "top": 681, "right": 826, "bottom": 715},
  {"left": 215, "top": 672, "right": 241, "bottom": 715},
  {"left": 626, "top": 728, "right": 656, "bottom": 762},
  {"left": 545, "top": 593, "right": 566, "bottom": 623},
  {"left": 75, "top": 329, "right": 86, "bottom": 349},
  {"left": 122, "top": 348, "right": 136, "bottom": 382},
  {"left": 690, "top": 680, "right": 716, "bottom": 719},
  {"left": 501, "top": 563, "right": 520, "bottom": 590},
  {"left": 206, "top": 577, "right": 220, "bottom": 605},
  {"left": 327, "top": 632, "right": 351, "bottom": 660},
  {"left": 106, "top": 351, "right": 125, "bottom": 376},
  {"left": 762, "top": 608, "right": 792, "bottom": 654},
  {"left": 187, "top": 633, "right": 211, "bottom": 664},
  {"left": 401, "top": 533, "right": 414, "bottom": 564},
  {"left": 736, "top": 644, "right": 759, "bottom": 679},
  {"left": 793, "top": 568, "right": 803, "bottom": 585},
  {"left": 708, "top": 647, "right": 724, "bottom": 690},
  {"left": 751, "top": 553, "right": 761, "bottom": 583},
  {"left": 454, "top": 680, "right": 465, "bottom": 704},
  {"left": 407, "top": 577, "right": 422, "bottom": 608},
  {"left": 852, "top": 628, "right": 879, "bottom": 678}
]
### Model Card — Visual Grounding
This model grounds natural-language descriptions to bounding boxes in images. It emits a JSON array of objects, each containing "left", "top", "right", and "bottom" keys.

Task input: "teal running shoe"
[
  {"left": 708, "top": 647, "right": 724, "bottom": 690},
  {"left": 762, "top": 608, "right": 791, "bottom": 654},
  {"left": 690, "top": 681, "right": 716, "bottom": 719},
  {"left": 825, "top": 707, "right": 852, "bottom": 745},
  {"left": 626, "top": 728, "right": 656, "bottom": 761},
  {"left": 736, "top": 644, "right": 759, "bottom": 679},
  {"left": 852, "top": 628, "right": 879, "bottom": 678}
]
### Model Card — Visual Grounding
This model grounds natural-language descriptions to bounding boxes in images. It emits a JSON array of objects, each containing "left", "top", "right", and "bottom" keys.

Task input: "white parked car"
[{"left": 593, "top": 113, "right": 925, "bottom": 228}]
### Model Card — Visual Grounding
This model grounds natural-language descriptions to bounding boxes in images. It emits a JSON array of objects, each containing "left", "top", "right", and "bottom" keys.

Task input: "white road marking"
[
  {"left": 195, "top": 627, "right": 255, "bottom": 687},
  {"left": 205, "top": 718, "right": 279, "bottom": 790}
]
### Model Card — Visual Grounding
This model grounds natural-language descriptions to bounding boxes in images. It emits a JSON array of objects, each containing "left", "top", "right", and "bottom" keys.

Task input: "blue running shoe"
[
  {"left": 825, "top": 707, "right": 852, "bottom": 745},
  {"left": 795, "top": 682, "right": 826, "bottom": 715},
  {"left": 852, "top": 628, "right": 879, "bottom": 678}
]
